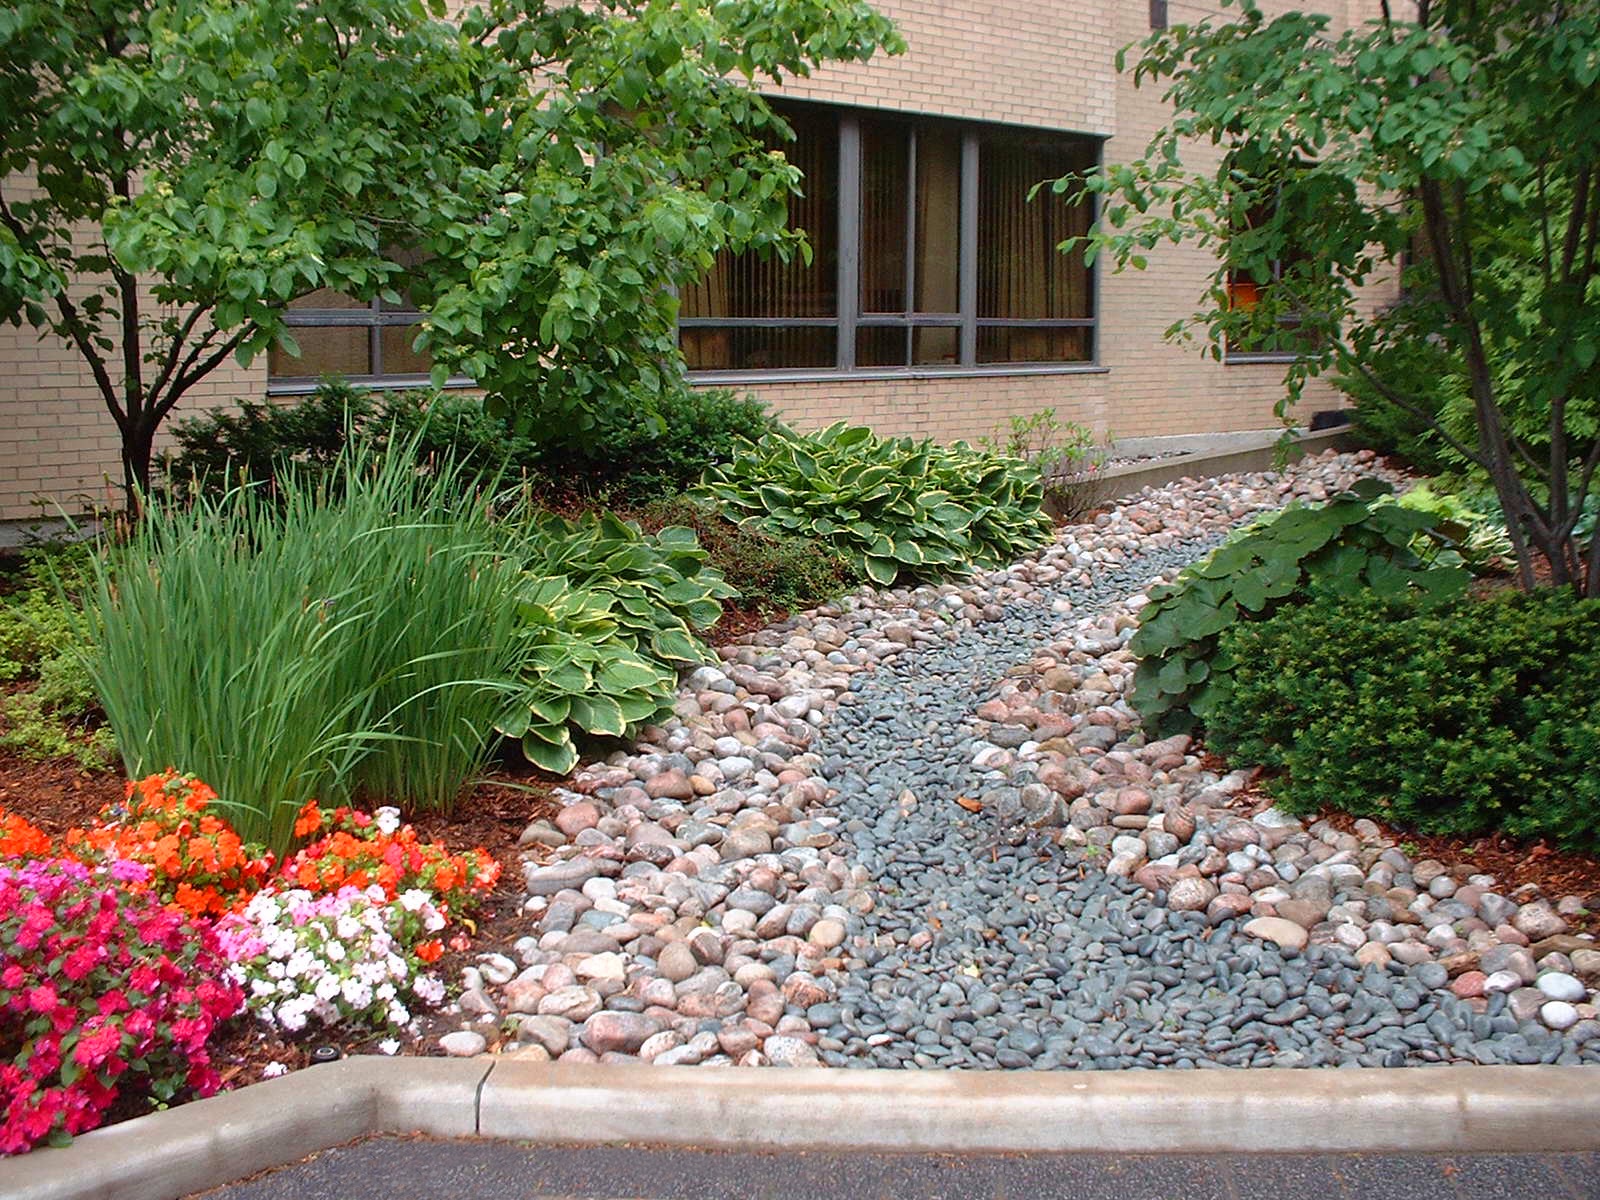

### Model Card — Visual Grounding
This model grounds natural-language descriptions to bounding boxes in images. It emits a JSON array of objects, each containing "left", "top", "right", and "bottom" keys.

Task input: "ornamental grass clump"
[{"left": 81, "top": 441, "right": 527, "bottom": 852}]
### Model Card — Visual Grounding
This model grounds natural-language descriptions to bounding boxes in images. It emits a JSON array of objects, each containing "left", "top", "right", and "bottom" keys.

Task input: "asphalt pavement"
[{"left": 194, "top": 1136, "right": 1600, "bottom": 1200}]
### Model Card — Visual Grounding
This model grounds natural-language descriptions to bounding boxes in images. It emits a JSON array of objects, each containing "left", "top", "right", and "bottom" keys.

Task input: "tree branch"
[
  {"left": 158, "top": 325, "right": 256, "bottom": 419},
  {"left": 1347, "top": 354, "right": 1485, "bottom": 467},
  {"left": 145, "top": 304, "right": 212, "bottom": 402},
  {"left": 111, "top": 170, "right": 144, "bottom": 423}
]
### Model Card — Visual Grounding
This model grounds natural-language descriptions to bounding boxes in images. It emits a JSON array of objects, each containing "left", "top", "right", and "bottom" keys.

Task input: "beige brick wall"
[
  {"left": 0, "top": 0, "right": 1390, "bottom": 520},
  {"left": 743, "top": 0, "right": 1389, "bottom": 446}
]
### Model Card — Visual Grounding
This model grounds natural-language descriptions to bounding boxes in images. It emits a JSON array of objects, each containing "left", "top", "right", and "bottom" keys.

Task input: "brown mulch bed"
[{"left": 0, "top": 747, "right": 124, "bottom": 833}]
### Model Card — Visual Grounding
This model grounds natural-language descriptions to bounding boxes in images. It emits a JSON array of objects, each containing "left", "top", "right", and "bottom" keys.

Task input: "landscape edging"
[{"left": 5, "top": 1059, "right": 1599, "bottom": 1200}]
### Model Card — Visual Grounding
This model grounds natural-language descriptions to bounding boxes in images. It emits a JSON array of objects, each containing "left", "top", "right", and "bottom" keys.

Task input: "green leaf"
[{"left": 521, "top": 732, "right": 579, "bottom": 775}]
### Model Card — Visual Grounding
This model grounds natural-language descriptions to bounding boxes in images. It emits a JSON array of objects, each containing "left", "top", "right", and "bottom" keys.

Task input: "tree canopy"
[
  {"left": 1059, "top": 0, "right": 1600, "bottom": 593},
  {"left": 0, "top": 0, "right": 901, "bottom": 512}
]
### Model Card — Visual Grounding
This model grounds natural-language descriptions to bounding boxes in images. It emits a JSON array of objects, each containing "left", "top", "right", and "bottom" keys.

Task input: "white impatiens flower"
[
  {"left": 374, "top": 807, "right": 402, "bottom": 836},
  {"left": 341, "top": 978, "right": 373, "bottom": 1009},
  {"left": 222, "top": 877, "right": 466, "bottom": 1037},
  {"left": 377, "top": 1038, "right": 401, "bottom": 1056}
]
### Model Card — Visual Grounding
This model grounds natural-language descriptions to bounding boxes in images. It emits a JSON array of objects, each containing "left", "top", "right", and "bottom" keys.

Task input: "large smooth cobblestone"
[{"left": 450, "top": 451, "right": 1600, "bottom": 1069}]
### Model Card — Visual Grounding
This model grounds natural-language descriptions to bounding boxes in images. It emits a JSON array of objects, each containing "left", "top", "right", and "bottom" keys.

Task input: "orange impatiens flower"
[{"left": 0, "top": 809, "right": 52, "bottom": 858}]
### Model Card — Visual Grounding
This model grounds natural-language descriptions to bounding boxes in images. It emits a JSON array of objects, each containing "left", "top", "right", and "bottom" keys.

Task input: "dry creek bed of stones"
[{"left": 436, "top": 450, "right": 1600, "bottom": 1072}]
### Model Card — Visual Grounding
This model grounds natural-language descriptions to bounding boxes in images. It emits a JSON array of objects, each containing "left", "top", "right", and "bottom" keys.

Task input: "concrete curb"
[
  {"left": 1046, "top": 427, "right": 1358, "bottom": 513},
  {"left": 5, "top": 1060, "right": 1599, "bottom": 1200}
]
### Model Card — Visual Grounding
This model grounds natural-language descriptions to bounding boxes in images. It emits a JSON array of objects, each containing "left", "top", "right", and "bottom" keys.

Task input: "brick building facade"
[{"left": 0, "top": 0, "right": 1387, "bottom": 522}]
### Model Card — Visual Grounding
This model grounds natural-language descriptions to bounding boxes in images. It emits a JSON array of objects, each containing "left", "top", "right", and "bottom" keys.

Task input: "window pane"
[
  {"left": 859, "top": 120, "right": 909, "bottom": 314},
  {"left": 912, "top": 326, "right": 959, "bottom": 366},
  {"left": 379, "top": 324, "right": 433, "bottom": 376},
  {"left": 977, "top": 326, "right": 1090, "bottom": 364},
  {"left": 914, "top": 131, "right": 961, "bottom": 314},
  {"left": 269, "top": 326, "right": 372, "bottom": 377},
  {"left": 680, "top": 326, "right": 836, "bottom": 371},
  {"left": 856, "top": 325, "right": 907, "bottom": 367},
  {"left": 288, "top": 287, "right": 369, "bottom": 311},
  {"left": 979, "top": 135, "right": 1096, "bottom": 320},
  {"left": 679, "top": 108, "right": 839, "bottom": 320}
]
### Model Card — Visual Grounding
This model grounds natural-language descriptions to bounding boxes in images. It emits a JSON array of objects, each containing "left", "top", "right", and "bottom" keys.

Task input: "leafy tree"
[
  {"left": 1057, "top": 0, "right": 1600, "bottom": 593},
  {"left": 0, "top": 0, "right": 899, "bottom": 514}
]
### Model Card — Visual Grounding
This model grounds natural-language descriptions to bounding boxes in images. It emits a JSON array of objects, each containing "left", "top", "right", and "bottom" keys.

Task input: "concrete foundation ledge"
[{"left": 4, "top": 1061, "right": 1597, "bottom": 1200}]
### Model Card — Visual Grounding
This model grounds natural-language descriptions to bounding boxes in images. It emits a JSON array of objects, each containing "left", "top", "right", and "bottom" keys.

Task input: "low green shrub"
[
  {"left": 695, "top": 422, "right": 1054, "bottom": 587},
  {"left": 634, "top": 497, "right": 858, "bottom": 613},
  {"left": 0, "top": 546, "right": 91, "bottom": 683},
  {"left": 1206, "top": 588, "right": 1600, "bottom": 851},
  {"left": 563, "top": 387, "right": 779, "bottom": 502},
  {"left": 499, "top": 511, "right": 735, "bottom": 774},
  {"left": 163, "top": 382, "right": 547, "bottom": 503},
  {"left": 1332, "top": 338, "right": 1470, "bottom": 476},
  {"left": 1130, "top": 481, "right": 1470, "bottom": 735},
  {"left": 164, "top": 382, "right": 768, "bottom": 506},
  {"left": 84, "top": 441, "right": 527, "bottom": 852},
  {"left": 0, "top": 651, "right": 116, "bottom": 770}
]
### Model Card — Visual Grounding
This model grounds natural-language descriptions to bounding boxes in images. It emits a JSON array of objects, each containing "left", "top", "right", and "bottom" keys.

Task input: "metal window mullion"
[
  {"left": 838, "top": 114, "right": 861, "bottom": 371},
  {"left": 904, "top": 125, "right": 918, "bottom": 366},
  {"left": 1089, "top": 153, "right": 1103, "bottom": 365},
  {"left": 959, "top": 131, "right": 979, "bottom": 366}
]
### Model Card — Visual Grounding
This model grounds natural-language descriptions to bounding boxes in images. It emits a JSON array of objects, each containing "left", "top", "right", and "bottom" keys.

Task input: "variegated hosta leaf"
[
  {"left": 503, "top": 510, "right": 728, "bottom": 773},
  {"left": 693, "top": 424, "right": 1051, "bottom": 587}
]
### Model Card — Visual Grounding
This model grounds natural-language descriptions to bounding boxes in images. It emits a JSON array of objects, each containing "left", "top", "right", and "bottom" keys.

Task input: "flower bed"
[{"left": 0, "top": 771, "right": 498, "bottom": 1154}]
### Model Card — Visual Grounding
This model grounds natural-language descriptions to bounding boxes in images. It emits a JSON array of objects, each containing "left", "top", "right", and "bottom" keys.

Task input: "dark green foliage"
[
  {"left": 162, "top": 381, "right": 377, "bottom": 498},
  {"left": 635, "top": 496, "right": 858, "bottom": 613},
  {"left": 1333, "top": 340, "right": 1466, "bottom": 476},
  {"left": 1207, "top": 589, "right": 1600, "bottom": 851},
  {"left": 560, "top": 388, "right": 779, "bottom": 502},
  {"left": 162, "top": 383, "right": 544, "bottom": 501},
  {"left": 696, "top": 422, "right": 1054, "bottom": 587},
  {"left": 164, "top": 383, "right": 771, "bottom": 507},
  {"left": 1130, "top": 481, "right": 1470, "bottom": 734}
]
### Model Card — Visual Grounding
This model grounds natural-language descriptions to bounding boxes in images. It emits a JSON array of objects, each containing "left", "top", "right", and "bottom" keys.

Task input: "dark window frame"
[{"left": 678, "top": 103, "right": 1104, "bottom": 379}]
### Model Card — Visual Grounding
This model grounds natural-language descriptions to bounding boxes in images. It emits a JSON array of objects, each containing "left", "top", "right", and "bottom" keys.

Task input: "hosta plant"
[
  {"left": 695, "top": 423, "right": 1054, "bottom": 586},
  {"left": 499, "top": 512, "right": 733, "bottom": 775},
  {"left": 1130, "top": 481, "right": 1470, "bottom": 735}
]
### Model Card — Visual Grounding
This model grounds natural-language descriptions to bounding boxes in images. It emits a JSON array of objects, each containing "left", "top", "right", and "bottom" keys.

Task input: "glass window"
[
  {"left": 679, "top": 103, "right": 1100, "bottom": 374},
  {"left": 1224, "top": 166, "right": 1323, "bottom": 359},
  {"left": 269, "top": 250, "right": 437, "bottom": 386}
]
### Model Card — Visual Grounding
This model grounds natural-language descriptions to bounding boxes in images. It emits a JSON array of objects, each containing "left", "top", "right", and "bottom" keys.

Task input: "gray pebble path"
[{"left": 808, "top": 536, "right": 1598, "bottom": 1071}]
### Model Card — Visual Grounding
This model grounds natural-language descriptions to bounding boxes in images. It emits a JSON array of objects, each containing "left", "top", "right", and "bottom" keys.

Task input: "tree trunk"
[{"left": 121, "top": 417, "right": 159, "bottom": 519}]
